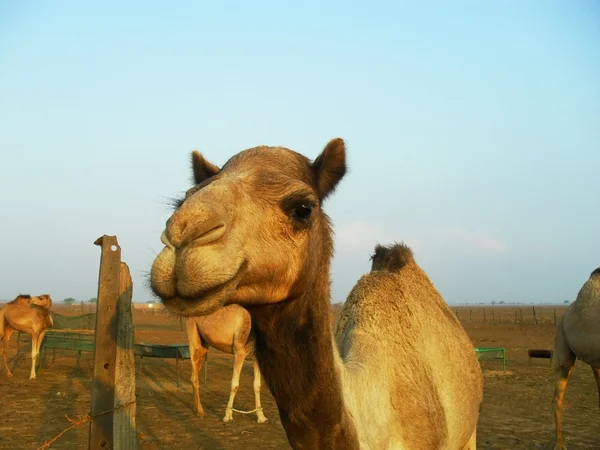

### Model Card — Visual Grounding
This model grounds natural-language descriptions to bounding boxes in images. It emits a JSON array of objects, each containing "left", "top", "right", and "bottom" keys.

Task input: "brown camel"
[
  {"left": 0, "top": 294, "right": 54, "bottom": 379},
  {"left": 553, "top": 267, "right": 600, "bottom": 450},
  {"left": 186, "top": 304, "right": 268, "bottom": 423},
  {"left": 150, "top": 138, "right": 483, "bottom": 449}
]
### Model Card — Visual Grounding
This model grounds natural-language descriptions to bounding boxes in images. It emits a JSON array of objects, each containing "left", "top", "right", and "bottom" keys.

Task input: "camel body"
[
  {"left": 186, "top": 304, "right": 267, "bottom": 423},
  {"left": 0, "top": 294, "right": 53, "bottom": 379},
  {"left": 335, "top": 246, "right": 482, "bottom": 449},
  {"left": 553, "top": 268, "right": 600, "bottom": 450}
]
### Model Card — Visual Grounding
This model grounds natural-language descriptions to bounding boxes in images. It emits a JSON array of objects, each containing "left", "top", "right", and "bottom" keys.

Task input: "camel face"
[
  {"left": 29, "top": 294, "right": 52, "bottom": 309},
  {"left": 151, "top": 138, "right": 346, "bottom": 316}
]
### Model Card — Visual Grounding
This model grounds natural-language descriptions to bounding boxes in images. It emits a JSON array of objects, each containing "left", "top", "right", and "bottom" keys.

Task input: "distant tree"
[
  {"left": 499, "top": 300, "right": 505, "bottom": 305},
  {"left": 563, "top": 300, "right": 570, "bottom": 304},
  {"left": 88, "top": 297, "right": 98, "bottom": 304},
  {"left": 63, "top": 297, "right": 76, "bottom": 305}
]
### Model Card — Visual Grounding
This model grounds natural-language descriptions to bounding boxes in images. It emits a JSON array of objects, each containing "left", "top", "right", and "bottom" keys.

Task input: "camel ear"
[
  {"left": 191, "top": 151, "right": 220, "bottom": 185},
  {"left": 311, "top": 138, "right": 347, "bottom": 202}
]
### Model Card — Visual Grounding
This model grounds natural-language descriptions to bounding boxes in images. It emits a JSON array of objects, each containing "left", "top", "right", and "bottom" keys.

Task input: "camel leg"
[
  {"left": 187, "top": 320, "right": 208, "bottom": 417},
  {"left": 29, "top": 332, "right": 40, "bottom": 380},
  {"left": 553, "top": 323, "right": 576, "bottom": 450},
  {"left": 223, "top": 349, "right": 246, "bottom": 423},
  {"left": 592, "top": 366, "right": 600, "bottom": 409},
  {"left": 252, "top": 358, "right": 268, "bottom": 424},
  {"left": 461, "top": 428, "right": 476, "bottom": 450},
  {"left": 34, "top": 329, "right": 48, "bottom": 375},
  {"left": 191, "top": 346, "right": 208, "bottom": 417},
  {"left": 1, "top": 327, "right": 14, "bottom": 378}
]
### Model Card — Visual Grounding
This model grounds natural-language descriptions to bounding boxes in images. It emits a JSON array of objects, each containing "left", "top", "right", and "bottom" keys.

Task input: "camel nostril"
[
  {"left": 187, "top": 223, "right": 226, "bottom": 248},
  {"left": 166, "top": 217, "right": 226, "bottom": 249}
]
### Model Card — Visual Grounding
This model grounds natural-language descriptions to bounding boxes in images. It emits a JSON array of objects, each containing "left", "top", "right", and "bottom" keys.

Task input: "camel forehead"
[{"left": 222, "top": 146, "right": 314, "bottom": 183}]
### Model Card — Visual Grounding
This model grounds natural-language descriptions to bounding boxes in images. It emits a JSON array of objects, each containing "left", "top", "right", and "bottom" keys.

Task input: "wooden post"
[
  {"left": 492, "top": 307, "right": 496, "bottom": 324},
  {"left": 532, "top": 306, "right": 538, "bottom": 325},
  {"left": 483, "top": 308, "right": 487, "bottom": 323},
  {"left": 89, "top": 235, "right": 136, "bottom": 450},
  {"left": 514, "top": 309, "right": 518, "bottom": 324},
  {"left": 553, "top": 308, "right": 557, "bottom": 325},
  {"left": 469, "top": 308, "right": 472, "bottom": 322},
  {"left": 114, "top": 262, "right": 136, "bottom": 449}
]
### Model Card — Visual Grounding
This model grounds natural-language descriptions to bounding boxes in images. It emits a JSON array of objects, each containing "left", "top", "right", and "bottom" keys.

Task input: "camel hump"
[
  {"left": 590, "top": 267, "right": 600, "bottom": 278},
  {"left": 370, "top": 242, "right": 414, "bottom": 273}
]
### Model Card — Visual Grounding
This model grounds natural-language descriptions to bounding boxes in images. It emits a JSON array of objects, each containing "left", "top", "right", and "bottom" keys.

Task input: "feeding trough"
[
  {"left": 134, "top": 343, "right": 192, "bottom": 386},
  {"left": 528, "top": 348, "right": 553, "bottom": 365}
]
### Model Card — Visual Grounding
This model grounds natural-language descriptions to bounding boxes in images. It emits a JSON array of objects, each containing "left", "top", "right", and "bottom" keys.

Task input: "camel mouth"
[{"left": 151, "top": 257, "right": 247, "bottom": 317}]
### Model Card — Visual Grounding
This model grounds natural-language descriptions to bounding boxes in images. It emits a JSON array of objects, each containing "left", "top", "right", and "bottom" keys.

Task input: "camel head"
[
  {"left": 150, "top": 138, "right": 347, "bottom": 316},
  {"left": 31, "top": 294, "right": 52, "bottom": 309}
]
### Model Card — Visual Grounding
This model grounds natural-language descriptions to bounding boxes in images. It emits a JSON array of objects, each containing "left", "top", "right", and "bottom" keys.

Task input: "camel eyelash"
[{"left": 280, "top": 194, "right": 317, "bottom": 216}]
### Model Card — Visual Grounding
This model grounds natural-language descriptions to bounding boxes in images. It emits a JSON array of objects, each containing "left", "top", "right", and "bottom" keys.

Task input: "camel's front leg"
[
  {"left": 252, "top": 359, "right": 268, "bottom": 424},
  {"left": 190, "top": 347, "right": 207, "bottom": 417},
  {"left": 554, "top": 363, "right": 574, "bottom": 450},
  {"left": 187, "top": 320, "right": 208, "bottom": 417},
  {"left": 223, "top": 350, "right": 246, "bottom": 422},
  {"left": 29, "top": 332, "right": 40, "bottom": 380},
  {"left": 592, "top": 366, "right": 600, "bottom": 409},
  {"left": 1, "top": 327, "right": 14, "bottom": 378},
  {"left": 34, "top": 329, "right": 48, "bottom": 375},
  {"left": 461, "top": 429, "right": 476, "bottom": 450}
]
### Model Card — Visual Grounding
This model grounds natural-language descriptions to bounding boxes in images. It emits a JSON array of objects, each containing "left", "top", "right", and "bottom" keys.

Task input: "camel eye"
[{"left": 293, "top": 204, "right": 312, "bottom": 221}]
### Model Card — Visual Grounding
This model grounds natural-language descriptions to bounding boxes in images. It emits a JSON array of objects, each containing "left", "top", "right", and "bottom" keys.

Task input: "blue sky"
[{"left": 1, "top": 1, "right": 598, "bottom": 305}]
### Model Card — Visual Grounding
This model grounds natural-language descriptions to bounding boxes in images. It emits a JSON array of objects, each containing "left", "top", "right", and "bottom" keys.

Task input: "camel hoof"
[
  {"left": 257, "top": 417, "right": 269, "bottom": 424},
  {"left": 29, "top": 375, "right": 36, "bottom": 380},
  {"left": 196, "top": 410, "right": 205, "bottom": 418},
  {"left": 6, "top": 372, "right": 13, "bottom": 378}
]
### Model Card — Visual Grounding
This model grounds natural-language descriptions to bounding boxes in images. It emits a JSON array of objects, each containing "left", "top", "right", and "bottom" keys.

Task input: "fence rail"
[{"left": 452, "top": 306, "right": 566, "bottom": 325}]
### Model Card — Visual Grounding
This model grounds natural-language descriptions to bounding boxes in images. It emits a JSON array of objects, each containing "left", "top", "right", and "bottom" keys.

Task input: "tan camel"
[
  {"left": 186, "top": 304, "right": 268, "bottom": 423},
  {"left": 553, "top": 267, "right": 600, "bottom": 450},
  {"left": 0, "top": 294, "right": 54, "bottom": 380},
  {"left": 150, "top": 138, "right": 483, "bottom": 449}
]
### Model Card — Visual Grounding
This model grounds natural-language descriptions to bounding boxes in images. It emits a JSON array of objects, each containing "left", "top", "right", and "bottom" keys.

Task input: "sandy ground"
[{"left": 0, "top": 306, "right": 598, "bottom": 450}]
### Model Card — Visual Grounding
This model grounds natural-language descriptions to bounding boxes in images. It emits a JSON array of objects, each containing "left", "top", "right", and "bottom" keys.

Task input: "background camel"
[
  {"left": 0, "top": 294, "right": 54, "bottom": 379},
  {"left": 186, "top": 304, "right": 268, "bottom": 423},
  {"left": 150, "top": 138, "right": 483, "bottom": 449},
  {"left": 553, "top": 267, "right": 600, "bottom": 450}
]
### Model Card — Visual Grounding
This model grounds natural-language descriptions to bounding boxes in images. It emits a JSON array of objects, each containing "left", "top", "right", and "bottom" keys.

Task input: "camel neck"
[{"left": 248, "top": 279, "right": 359, "bottom": 449}]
